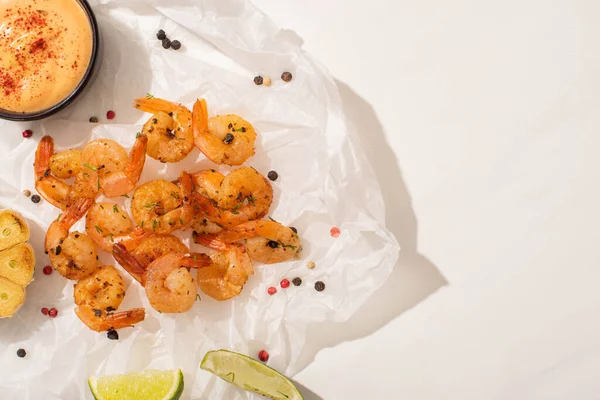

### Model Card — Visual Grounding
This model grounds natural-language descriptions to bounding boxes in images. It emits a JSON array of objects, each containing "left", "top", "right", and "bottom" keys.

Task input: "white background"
[{"left": 253, "top": 0, "right": 600, "bottom": 399}]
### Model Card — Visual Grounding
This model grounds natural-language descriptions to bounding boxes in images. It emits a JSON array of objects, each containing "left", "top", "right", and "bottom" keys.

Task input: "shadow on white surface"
[
  {"left": 294, "top": 80, "right": 448, "bottom": 375},
  {"left": 291, "top": 379, "right": 325, "bottom": 400}
]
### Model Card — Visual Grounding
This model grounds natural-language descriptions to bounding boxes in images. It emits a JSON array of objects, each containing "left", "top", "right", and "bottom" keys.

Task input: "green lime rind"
[
  {"left": 200, "top": 349, "right": 304, "bottom": 400},
  {"left": 88, "top": 368, "right": 184, "bottom": 400}
]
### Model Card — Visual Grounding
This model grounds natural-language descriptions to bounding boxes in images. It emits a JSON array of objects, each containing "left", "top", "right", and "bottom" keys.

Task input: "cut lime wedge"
[
  {"left": 200, "top": 350, "right": 303, "bottom": 400},
  {"left": 88, "top": 369, "right": 184, "bottom": 400}
]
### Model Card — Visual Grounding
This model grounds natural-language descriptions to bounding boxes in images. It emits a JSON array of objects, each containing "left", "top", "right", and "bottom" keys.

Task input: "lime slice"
[
  {"left": 88, "top": 369, "right": 184, "bottom": 400},
  {"left": 200, "top": 350, "right": 303, "bottom": 400}
]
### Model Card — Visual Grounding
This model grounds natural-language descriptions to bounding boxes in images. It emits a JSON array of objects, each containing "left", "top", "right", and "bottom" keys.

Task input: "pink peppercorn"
[
  {"left": 280, "top": 279, "right": 290, "bottom": 289},
  {"left": 42, "top": 265, "right": 52, "bottom": 275},
  {"left": 330, "top": 226, "right": 340, "bottom": 238},
  {"left": 106, "top": 110, "right": 116, "bottom": 120},
  {"left": 267, "top": 286, "right": 277, "bottom": 295},
  {"left": 22, "top": 129, "right": 33, "bottom": 138},
  {"left": 48, "top": 308, "right": 58, "bottom": 318},
  {"left": 41, "top": 307, "right": 49, "bottom": 315},
  {"left": 258, "top": 350, "right": 269, "bottom": 362}
]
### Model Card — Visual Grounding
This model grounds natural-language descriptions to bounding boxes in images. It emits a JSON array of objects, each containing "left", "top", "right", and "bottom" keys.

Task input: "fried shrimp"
[
  {"left": 131, "top": 171, "right": 194, "bottom": 234},
  {"left": 192, "top": 99, "right": 256, "bottom": 165},
  {"left": 193, "top": 234, "right": 254, "bottom": 301},
  {"left": 134, "top": 97, "right": 195, "bottom": 163},
  {"left": 74, "top": 265, "right": 145, "bottom": 332},
  {"left": 191, "top": 167, "right": 273, "bottom": 228},
  {"left": 45, "top": 197, "right": 99, "bottom": 280},
  {"left": 81, "top": 135, "right": 148, "bottom": 198},
  {"left": 35, "top": 136, "right": 98, "bottom": 210},
  {"left": 196, "top": 220, "right": 300, "bottom": 264},
  {"left": 85, "top": 202, "right": 149, "bottom": 253},
  {"left": 113, "top": 244, "right": 212, "bottom": 313}
]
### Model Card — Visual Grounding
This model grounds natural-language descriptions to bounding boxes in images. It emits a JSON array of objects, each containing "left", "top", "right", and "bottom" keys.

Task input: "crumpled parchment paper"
[{"left": 0, "top": 0, "right": 400, "bottom": 398}]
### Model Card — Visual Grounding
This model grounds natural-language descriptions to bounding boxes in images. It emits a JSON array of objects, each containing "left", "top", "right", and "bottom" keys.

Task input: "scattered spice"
[
  {"left": 171, "top": 40, "right": 181, "bottom": 50},
  {"left": 22, "top": 189, "right": 31, "bottom": 197},
  {"left": 267, "top": 286, "right": 277, "bottom": 295},
  {"left": 267, "top": 171, "right": 278, "bottom": 181},
  {"left": 156, "top": 29, "right": 166, "bottom": 40},
  {"left": 254, "top": 76, "right": 264, "bottom": 85},
  {"left": 48, "top": 308, "right": 58, "bottom": 318},
  {"left": 292, "top": 277, "right": 302, "bottom": 286},
  {"left": 89, "top": 116, "right": 98, "bottom": 123},
  {"left": 22, "top": 129, "right": 33, "bottom": 138},
  {"left": 107, "top": 329, "right": 119, "bottom": 340},
  {"left": 223, "top": 133, "right": 234, "bottom": 144},
  {"left": 267, "top": 240, "right": 279, "bottom": 249},
  {"left": 16, "top": 349, "right": 26, "bottom": 358},
  {"left": 330, "top": 227, "right": 341, "bottom": 238},
  {"left": 263, "top": 77, "right": 272, "bottom": 87},
  {"left": 42, "top": 265, "right": 52, "bottom": 275},
  {"left": 106, "top": 110, "right": 116, "bottom": 120},
  {"left": 41, "top": 307, "right": 49, "bottom": 315},
  {"left": 281, "top": 71, "right": 293, "bottom": 82},
  {"left": 314, "top": 281, "right": 326, "bottom": 292},
  {"left": 280, "top": 279, "right": 290, "bottom": 289},
  {"left": 258, "top": 350, "right": 269, "bottom": 362},
  {"left": 290, "top": 227, "right": 297, "bottom": 234},
  {"left": 162, "top": 38, "right": 172, "bottom": 49},
  {"left": 31, "top": 194, "right": 41, "bottom": 204},
  {"left": 307, "top": 261, "right": 316, "bottom": 269}
]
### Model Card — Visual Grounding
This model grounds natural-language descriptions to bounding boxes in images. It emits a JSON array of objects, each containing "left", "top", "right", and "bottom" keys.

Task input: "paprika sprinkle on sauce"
[{"left": 0, "top": 0, "right": 93, "bottom": 113}]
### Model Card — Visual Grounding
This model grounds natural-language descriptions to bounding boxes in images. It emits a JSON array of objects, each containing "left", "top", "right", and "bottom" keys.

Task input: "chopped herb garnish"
[
  {"left": 83, "top": 172, "right": 90, "bottom": 178},
  {"left": 179, "top": 217, "right": 184, "bottom": 225},
  {"left": 141, "top": 221, "right": 144, "bottom": 228},
  {"left": 113, "top": 205, "right": 119, "bottom": 213},
  {"left": 146, "top": 93, "right": 154, "bottom": 99},
  {"left": 109, "top": 233, "right": 114, "bottom": 242},
  {"left": 121, "top": 194, "right": 129, "bottom": 198},
  {"left": 94, "top": 225, "right": 102, "bottom": 233},
  {"left": 135, "top": 132, "right": 140, "bottom": 139},
  {"left": 268, "top": 216, "right": 276, "bottom": 222},
  {"left": 145, "top": 202, "right": 157, "bottom": 208},
  {"left": 83, "top": 163, "right": 97, "bottom": 171},
  {"left": 152, "top": 219, "right": 157, "bottom": 231},
  {"left": 196, "top": 294, "right": 201, "bottom": 302},
  {"left": 247, "top": 196, "right": 256, "bottom": 204}
]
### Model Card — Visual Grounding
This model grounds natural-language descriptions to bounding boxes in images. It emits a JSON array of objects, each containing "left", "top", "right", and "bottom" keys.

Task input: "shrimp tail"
[
  {"left": 134, "top": 97, "right": 178, "bottom": 114},
  {"left": 192, "top": 99, "right": 223, "bottom": 164},
  {"left": 112, "top": 243, "right": 147, "bottom": 285},
  {"left": 126, "top": 134, "right": 148, "bottom": 184},
  {"left": 104, "top": 308, "right": 146, "bottom": 330},
  {"left": 118, "top": 226, "right": 152, "bottom": 251},
  {"left": 193, "top": 232, "right": 231, "bottom": 251},
  {"left": 181, "top": 253, "right": 213, "bottom": 269},
  {"left": 34, "top": 136, "right": 53, "bottom": 180},
  {"left": 59, "top": 197, "right": 94, "bottom": 229},
  {"left": 75, "top": 306, "right": 145, "bottom": 332}
]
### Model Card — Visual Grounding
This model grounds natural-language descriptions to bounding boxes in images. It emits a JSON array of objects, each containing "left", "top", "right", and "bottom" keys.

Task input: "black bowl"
[{"left": 0, "top": 0, "right": 102, "bottom": 121}]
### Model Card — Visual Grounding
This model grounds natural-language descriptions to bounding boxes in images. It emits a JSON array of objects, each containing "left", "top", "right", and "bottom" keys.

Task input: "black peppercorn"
[
  {"left": 281, "top": 71, "right": 293, "bottom": 82},
  {"left": 171, "top": 40, "right": 181, "bottom": 50},
  {"left": 89, "top": 116, "right": 98, "bottom": 123},
  {"left": 292, "top": 277, "right": 302, "bottom": 286},
  {"left": 223, "top": 133, "right": 234, "bottom": 144},
  {"left": 162, "top": 38, "right": 172, "bottom": 49},
  {"left": 314, "top": 281, "right": 325, "bottom": 292},
  {"left": 31, "top": 194, "right": 41, "bottom": 203},
  {"left": 267, "top": 171, "right": 278, "bottom": 181},
  {"left": 290, "top": 227, "right": 297, "bottom": 234},
  {"left": 157, "top": 29, "right": 166, "bottom": 40},
  {"left": 16, "top": 349, "right": 26, "bottom": 358},
  {"left": 107, "top": 329, "right": 119, "bottom": 340},
  {"left": 254, "top": 76, "right": 264, "bottom": 85},
  {"left": 267, "top": 240, "right": 279, "bottom": 248}
]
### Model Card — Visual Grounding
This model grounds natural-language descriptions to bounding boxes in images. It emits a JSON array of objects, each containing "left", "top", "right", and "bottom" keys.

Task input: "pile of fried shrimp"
[{"left": 35, "top": 97, "right": 301, "bottom": 333}]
